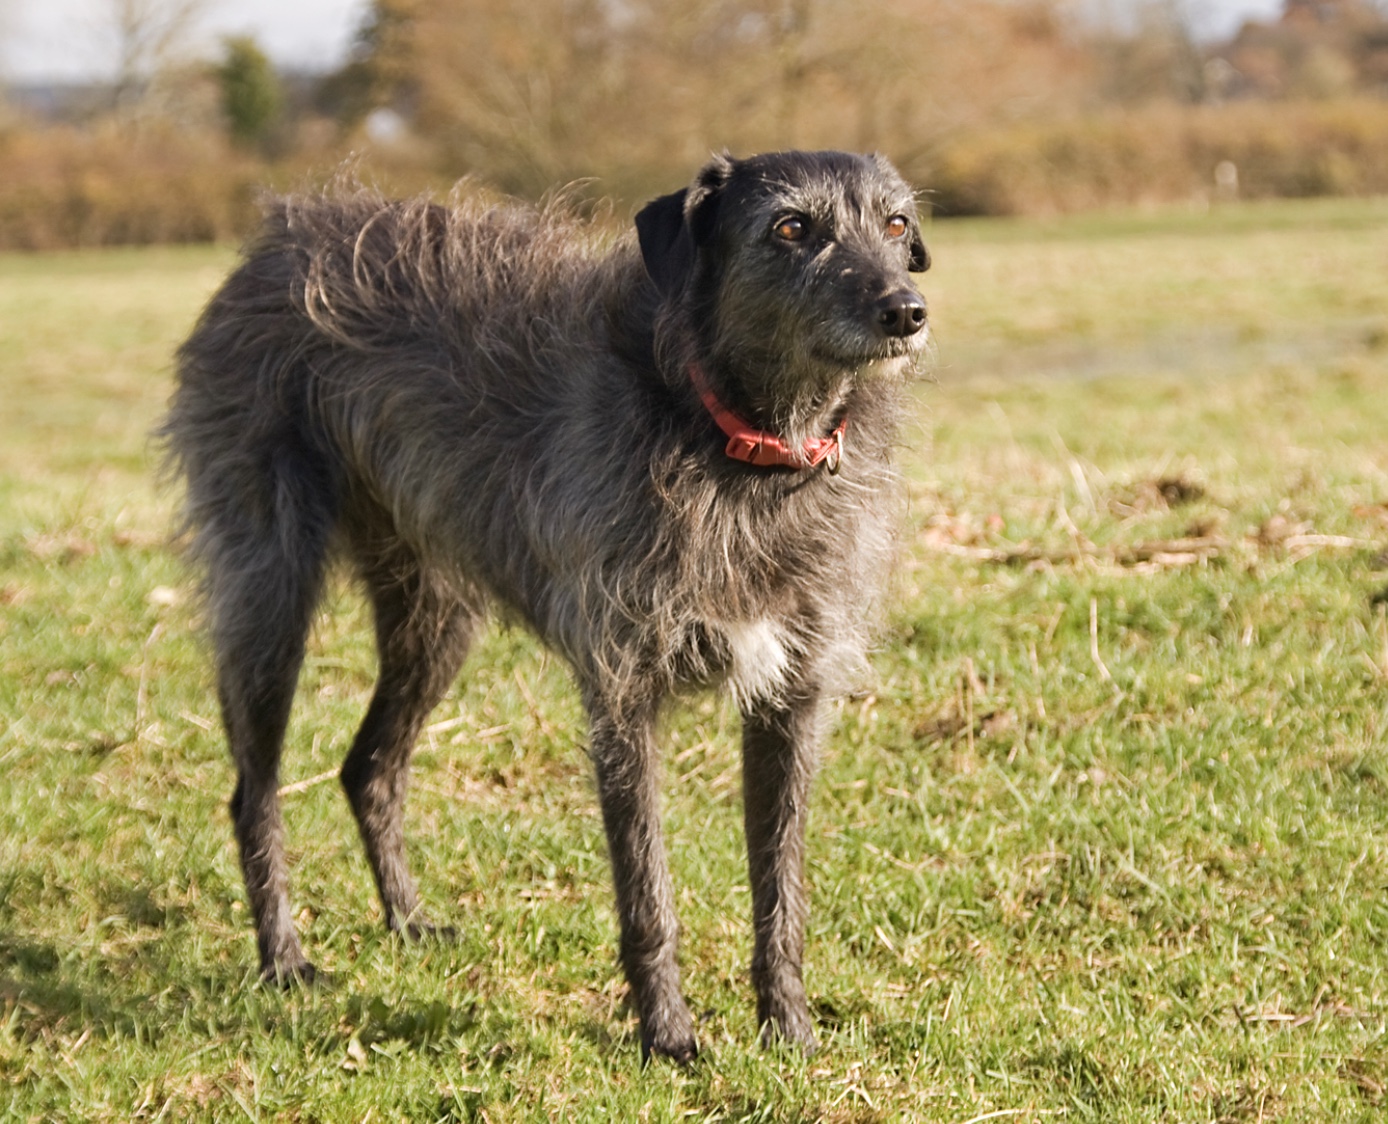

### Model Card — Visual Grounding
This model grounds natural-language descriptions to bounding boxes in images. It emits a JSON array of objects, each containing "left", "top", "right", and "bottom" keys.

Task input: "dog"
[{"left": 161, "top": 150, "right": 930, "bottom": 1060}]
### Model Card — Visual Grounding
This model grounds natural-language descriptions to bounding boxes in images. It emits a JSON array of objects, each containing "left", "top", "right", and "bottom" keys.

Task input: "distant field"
[{"left": 2, "top": 199, "right": 1387, "bottom": 1121}]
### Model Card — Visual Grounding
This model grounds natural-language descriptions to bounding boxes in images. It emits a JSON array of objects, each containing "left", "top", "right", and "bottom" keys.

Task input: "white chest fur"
[{"left": 720, "top": 618, "right": 794, "bottom": 708}]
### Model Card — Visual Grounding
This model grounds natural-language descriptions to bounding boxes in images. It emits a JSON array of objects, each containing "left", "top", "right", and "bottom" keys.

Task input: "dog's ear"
[
  {"left": 635, "top": 154, "right": 733, "bottom": 297},
  {"left": 635, "top": 188, "right": 693, "bottom": 298},
  {"left": 686, "top": 153, "right": 732, "bottom": 246},
  {"left": 908, "top": 220, "right": 931, "bottom": 273}
]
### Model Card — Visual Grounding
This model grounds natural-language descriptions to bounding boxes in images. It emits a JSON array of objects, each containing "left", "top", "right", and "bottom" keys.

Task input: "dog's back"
[
  {"left": 166, "top": 194, "right": 619, "bottom": 549},
  {"left": 168, "top": 194, "right": 628, "bottom": 636}
]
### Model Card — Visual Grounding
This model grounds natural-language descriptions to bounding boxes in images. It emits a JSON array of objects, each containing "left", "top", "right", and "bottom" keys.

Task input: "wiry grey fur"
[{"left": 161, "top": 150, "right": 930, "bottom": 1061}]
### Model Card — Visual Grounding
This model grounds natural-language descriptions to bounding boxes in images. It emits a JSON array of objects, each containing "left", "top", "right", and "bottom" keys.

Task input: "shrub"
[
  {"left": 2, "top": 96, "right": 1387, "bottom": 250},
  {"left": 923, "top": 98, "right": 1388, "bottom": 217},
  {"left": 0, "top": 124, "right": 267, "bottom": 250}
]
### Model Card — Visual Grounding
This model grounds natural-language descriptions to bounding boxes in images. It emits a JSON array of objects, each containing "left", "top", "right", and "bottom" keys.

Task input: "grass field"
[{"left": 2, "top": 197, "right": 1388, "bottom": 1122}]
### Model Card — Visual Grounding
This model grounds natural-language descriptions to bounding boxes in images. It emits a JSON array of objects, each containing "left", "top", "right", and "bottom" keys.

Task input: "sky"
[{"left": 1, "top": 0, "right": 1288, "bottom": 85}]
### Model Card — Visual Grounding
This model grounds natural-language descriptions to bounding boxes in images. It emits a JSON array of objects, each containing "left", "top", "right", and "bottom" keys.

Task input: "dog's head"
[{"left": 636, "top": 151, "right": 929, "bottom": 423}]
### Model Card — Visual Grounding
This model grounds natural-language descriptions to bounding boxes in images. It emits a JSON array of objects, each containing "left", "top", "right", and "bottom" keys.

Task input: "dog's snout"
[{"left": 875, "top": 291, "right": 927, "bottom": 338}]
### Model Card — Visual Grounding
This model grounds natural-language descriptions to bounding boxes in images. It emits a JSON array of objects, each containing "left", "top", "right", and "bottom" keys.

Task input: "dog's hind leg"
[
  {"left": 341, "top": 533, "right": 479, "bottom": 938},
  {"left": 205, "top": 456, "right": 338, "bottom": 984},
  {"left": 741, "top": 689, "right": 823, "bottom": 1053},
  {"left": 584, "top": 687, "right": 698, "bottom": 1063}
]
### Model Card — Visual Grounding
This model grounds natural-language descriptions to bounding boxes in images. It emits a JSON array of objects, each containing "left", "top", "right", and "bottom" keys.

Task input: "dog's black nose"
[{"left": 876, "top": 291, "right": 927, "bottom": 338}]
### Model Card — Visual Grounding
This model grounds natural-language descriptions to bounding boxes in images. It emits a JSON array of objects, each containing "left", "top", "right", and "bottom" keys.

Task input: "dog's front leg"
[
  {"left": 585, "top": 690, "right": 698, "bottom": 1063},
  {"left": 741, "top": 689, "right": 823, "bottom": 1053}
]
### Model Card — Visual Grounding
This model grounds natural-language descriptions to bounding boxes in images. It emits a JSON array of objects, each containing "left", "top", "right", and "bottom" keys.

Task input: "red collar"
[{"left": 688, "top": 362, "right": 846, "bottom": 472}]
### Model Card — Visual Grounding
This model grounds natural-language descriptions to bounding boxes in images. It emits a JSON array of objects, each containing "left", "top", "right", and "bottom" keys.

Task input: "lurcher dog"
[{"left": 162, "top": 150, "right": 930, "bottom": 1060}]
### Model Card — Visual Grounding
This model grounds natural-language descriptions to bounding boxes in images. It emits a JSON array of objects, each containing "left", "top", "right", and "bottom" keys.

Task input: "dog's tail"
[{"left": 157, "top": 216, "right": 344, "bottom": 670}]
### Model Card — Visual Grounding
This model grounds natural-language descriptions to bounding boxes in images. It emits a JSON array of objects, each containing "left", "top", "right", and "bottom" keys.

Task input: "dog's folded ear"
[
  {"left": 908, "top": 222, "right": 930, "bottom": 274},
  {"left": 635, "top": 188, "right": 693, "bottom": 298},
  {"left": 635, "top": 155, "right": 732, "bottom": 297}
]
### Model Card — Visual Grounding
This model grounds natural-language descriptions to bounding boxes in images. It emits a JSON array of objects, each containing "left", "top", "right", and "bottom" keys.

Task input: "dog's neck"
[{"left": 687, "top": 361, "right": 845, "bottom": 472}]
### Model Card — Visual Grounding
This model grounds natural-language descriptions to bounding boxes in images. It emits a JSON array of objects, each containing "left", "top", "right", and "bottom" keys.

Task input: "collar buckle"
[{"left": 688, "top": 362, "right": 847, "bottom": 473}]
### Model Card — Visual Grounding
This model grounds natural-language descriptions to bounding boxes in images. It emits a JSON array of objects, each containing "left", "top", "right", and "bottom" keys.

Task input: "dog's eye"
[
  {"left": 886, "top": 215, "right": 910, "bottom": 240},
  {"left": 773, "top": 217, "right": 807, "bottom": 242}
]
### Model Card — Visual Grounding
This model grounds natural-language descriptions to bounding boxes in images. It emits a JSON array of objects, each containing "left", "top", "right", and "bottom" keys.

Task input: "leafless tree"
[
  {"left": 355, "top": 0, "right": 1092, "bottom": 202},
  {"left": 106, "top": 0, "right": 206, "bottom": 110}
]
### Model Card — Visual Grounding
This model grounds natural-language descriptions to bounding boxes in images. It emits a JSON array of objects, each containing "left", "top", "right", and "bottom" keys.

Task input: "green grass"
[{"left": 3, "top": 199, "right": 1388, "bottom": 1121}]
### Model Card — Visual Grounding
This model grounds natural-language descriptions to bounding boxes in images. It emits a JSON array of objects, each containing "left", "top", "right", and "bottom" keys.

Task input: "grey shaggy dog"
[{"left": 161, "top": 150, "right": 930, "bottom": 1061}]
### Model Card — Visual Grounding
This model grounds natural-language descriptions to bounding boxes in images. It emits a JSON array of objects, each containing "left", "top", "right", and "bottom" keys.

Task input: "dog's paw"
[
  {"left": 641, "top": 1025, "right": 699, "bottom": 1065},
  {"left": 639, "top": 1003, "right": 700, "bottom": 1065},
  {"left": 759, "top": 1006, "right": 820, "bottom": 1055},
  {"left": 260, "top": 958, "right": 319, "bottom": 988}
]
